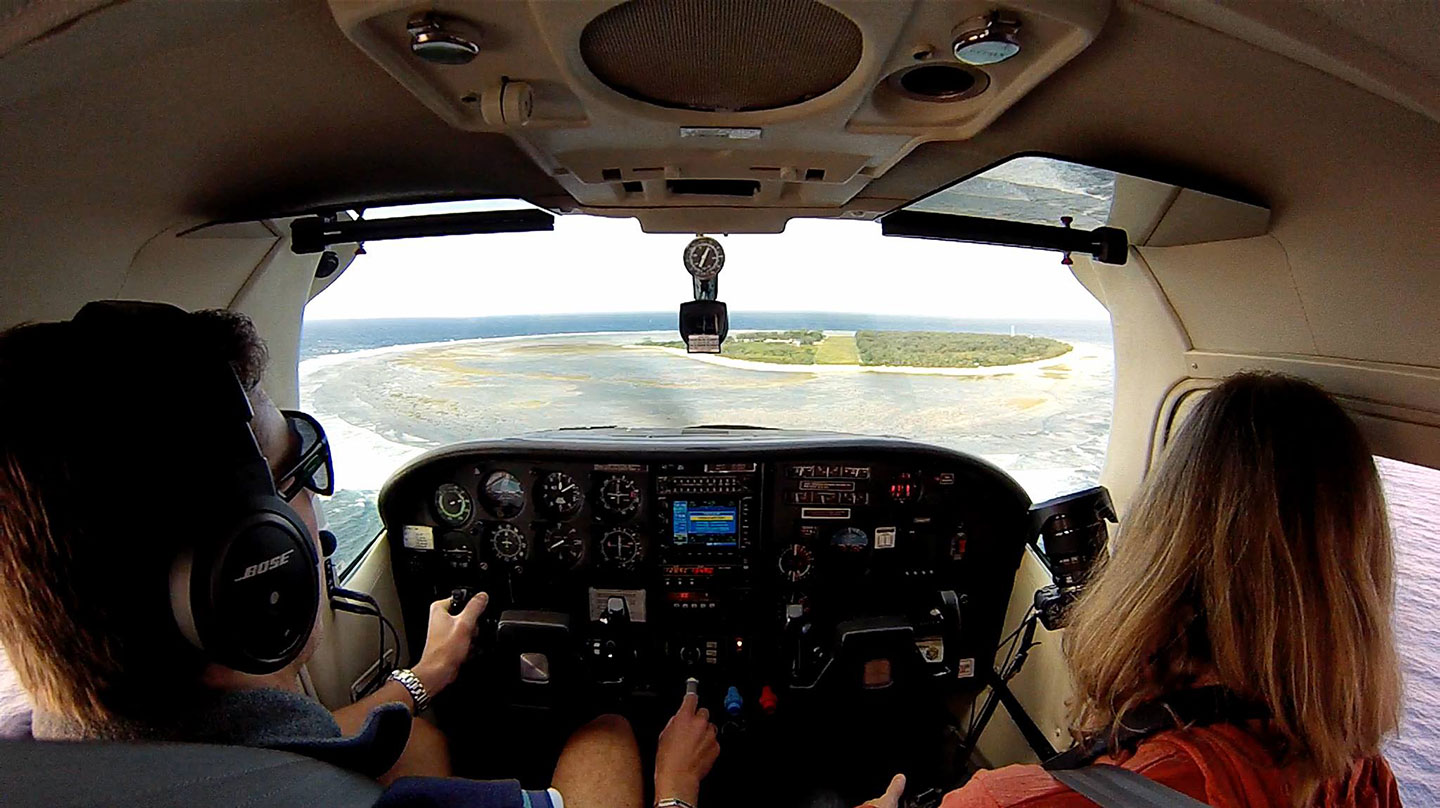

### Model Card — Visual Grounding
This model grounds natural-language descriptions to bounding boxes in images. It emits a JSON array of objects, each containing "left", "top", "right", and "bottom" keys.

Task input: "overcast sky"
[{"left": 305, "top": 200, "right": 1109, "bottom": 321}]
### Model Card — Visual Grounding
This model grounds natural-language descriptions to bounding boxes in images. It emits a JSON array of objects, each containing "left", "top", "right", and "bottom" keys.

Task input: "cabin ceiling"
[{"left": 1, "top": 0, "right": 1438, "bottom": 375}]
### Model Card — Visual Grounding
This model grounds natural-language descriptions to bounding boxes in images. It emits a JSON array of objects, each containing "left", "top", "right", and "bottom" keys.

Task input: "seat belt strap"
[{"left": 1049, "top": 764, "right": 1213, "bottom": 808}]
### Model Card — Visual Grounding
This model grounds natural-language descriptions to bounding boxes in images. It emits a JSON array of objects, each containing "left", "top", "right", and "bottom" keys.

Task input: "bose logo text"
[{"left": 234, "top": 549, "right": 296, "bottom": 582}]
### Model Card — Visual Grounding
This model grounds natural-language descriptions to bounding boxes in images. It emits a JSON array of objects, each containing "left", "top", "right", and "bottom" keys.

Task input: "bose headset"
[{"left": 72, "top": 301, "right": 322, "bottom": 675}]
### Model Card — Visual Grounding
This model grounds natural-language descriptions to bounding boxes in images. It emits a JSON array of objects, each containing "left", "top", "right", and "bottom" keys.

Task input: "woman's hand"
[
  {"left": 654, "top": 691, "right": 720, "bottom": 806},
  {"left": 858, "top": 774, "right": 906, "bottom": 808},
  {"left": 412, "top": 592, "right": 488, "bottom": 694}
]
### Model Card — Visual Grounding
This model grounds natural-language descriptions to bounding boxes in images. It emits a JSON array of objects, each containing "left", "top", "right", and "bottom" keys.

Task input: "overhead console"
[
  {"left": 379, "top": 428, "right": 1031, "bottom": 760},
  {"left": 326, "top": 0, "right": 1110, "bottom": 231}
]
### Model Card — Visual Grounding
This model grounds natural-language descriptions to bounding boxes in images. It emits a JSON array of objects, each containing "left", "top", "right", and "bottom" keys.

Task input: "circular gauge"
[
  {"left": 683, "top": 236, "right": 725, "bottom": 280},
  {"left": 778, "top": 544, "right": 814, "bottom": 583},
  {"left": 482, "top": 470, "right": 526, "bottom": 518},
  {"left": 544, "top": 526, "right": 586, "bottom": 569},
  {"left": 433, "top": 483, "right": 473, "bottom": 527},
  {"left": 600, "top": 527, "right": 644, "bottom": 568},
  {"left": 598, "top": 475, "right": 642, "bottom": 518},
  {"left": 831, "top": 526, "right": 869, "bottom": 552},
  {"left": 889, "top": 472, "right": 923, "bottom": 506},
  {"left": 490, "top": 524, "right": 528, "bottom": 563},
  {"left": 539, "top": 472, "right": 584, "bottom": 518}
]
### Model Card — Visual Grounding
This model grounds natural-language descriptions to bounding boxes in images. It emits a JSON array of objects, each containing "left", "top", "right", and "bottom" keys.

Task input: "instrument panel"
[{"left": 379, "top": 429, "right": 1031, "bottom": 725}]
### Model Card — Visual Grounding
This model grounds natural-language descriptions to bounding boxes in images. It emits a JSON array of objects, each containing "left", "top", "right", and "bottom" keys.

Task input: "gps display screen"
[{"left": 671, "top": 501, "right": 739, "bottom": 547}]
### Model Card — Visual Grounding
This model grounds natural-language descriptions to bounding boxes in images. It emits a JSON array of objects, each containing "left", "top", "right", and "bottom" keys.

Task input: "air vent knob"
[
  {"left": 407, "top": 13, "right": 480, "bottom": 65},
  {"left": 953, "top": 13, "right": 1022, "bottom": 66}
]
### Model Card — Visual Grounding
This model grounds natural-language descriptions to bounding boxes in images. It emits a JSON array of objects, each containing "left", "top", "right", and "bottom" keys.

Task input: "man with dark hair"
[
  {"left": 0, "top": 303, "right": 719, "bottom": 807},
  {"left": 0, "top": 307, "right": 481, "bottom": 768}
]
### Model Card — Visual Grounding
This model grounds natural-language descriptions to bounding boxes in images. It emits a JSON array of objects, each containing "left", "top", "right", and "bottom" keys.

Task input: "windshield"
[{"left": 301, "top": 205, "right": 1113, "bottom": 569}]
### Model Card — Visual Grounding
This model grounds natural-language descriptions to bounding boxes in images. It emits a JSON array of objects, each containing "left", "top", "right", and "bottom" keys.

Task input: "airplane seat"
[{"left": 0, "top": 738, "right": 384, "bottom": 808}]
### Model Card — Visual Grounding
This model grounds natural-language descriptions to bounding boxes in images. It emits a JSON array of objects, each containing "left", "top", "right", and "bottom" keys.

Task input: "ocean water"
[
  {"left": 1377, "top": 457, "right": 1440, "bottom": 804},
  {"left": 299, "top": 315, "right": 1436, "bottom": 802},
  {"left": 299, "top": 313, "right": 1113, "bottom": 360}
]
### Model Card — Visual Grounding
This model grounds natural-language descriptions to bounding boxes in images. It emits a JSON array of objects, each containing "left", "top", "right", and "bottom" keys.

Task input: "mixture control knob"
[
  {"left": 724, "top": 686, "right": 743, "bottom": 717},
  {"left": 759, "top": 685, "right": 778, "bottom": 715}
]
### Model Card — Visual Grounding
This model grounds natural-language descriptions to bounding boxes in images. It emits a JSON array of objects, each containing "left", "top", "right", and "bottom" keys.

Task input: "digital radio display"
[{"left": 672, "top": 501, "right": 739, "bottom": 547}]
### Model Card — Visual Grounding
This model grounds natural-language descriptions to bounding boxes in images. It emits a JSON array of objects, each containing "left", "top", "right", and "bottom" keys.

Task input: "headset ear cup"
[
  {"left": 180, "top": 499, "right": 321, "bottom": 675},
  {"left": 169, "top": 547, "right": 204, "bottom": 652}
]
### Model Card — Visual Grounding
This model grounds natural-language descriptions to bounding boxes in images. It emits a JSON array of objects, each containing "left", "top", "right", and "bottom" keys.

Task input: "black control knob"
[{"left": 449, "top": 587, "right": 471, "bottom": 615}]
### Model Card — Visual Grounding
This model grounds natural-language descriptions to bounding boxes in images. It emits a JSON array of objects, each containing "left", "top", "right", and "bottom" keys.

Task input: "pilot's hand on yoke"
[
  {"left": 858, "top": 773, "right": 906, "bottom": 808},
  {"left": 654, "top": 687, "right": 721, "bottom": 807},
  {"left": 413, "top": 592, "right": 488, "bottom": 694}
]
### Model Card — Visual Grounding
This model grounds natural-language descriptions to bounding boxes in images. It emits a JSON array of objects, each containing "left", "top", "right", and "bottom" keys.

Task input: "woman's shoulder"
[
  {"left": 940, "top": 725, "right": 1399, "bottom": 808},
  {"left": 1311, "top": 756, "right": 1402, "bottom": 808},
  {"left": 939, "top": 725, "right": 1271, "bottom": 808}
]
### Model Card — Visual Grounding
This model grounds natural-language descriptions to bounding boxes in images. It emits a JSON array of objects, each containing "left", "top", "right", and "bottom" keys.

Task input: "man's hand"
[
  {"left": 859, "top": 773, "right": 906, "bottom": 808},
  {"left": 412, "top": 592, "right": 487, "bottom": 694},
  {"left": 654, "top": 690, "right": 720, "bottom": 806}
]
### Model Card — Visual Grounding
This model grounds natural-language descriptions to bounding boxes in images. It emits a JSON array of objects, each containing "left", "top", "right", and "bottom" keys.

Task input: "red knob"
[{"left": 759, "top": 685, "right": 779, "bottom": 715}]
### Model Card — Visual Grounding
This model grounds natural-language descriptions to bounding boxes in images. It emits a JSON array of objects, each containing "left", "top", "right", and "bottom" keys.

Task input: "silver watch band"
[
  {"left": 656, "top": 799, "right": 695, "bottom": 808},
  {"left": 388, "top": 668, "right": 431, "bottom": 714}
]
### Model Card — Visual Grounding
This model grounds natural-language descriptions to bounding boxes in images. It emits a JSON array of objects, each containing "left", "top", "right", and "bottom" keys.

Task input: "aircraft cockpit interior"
[{"left": 1, "top": 1, "right": 1437, "bottom": 806}]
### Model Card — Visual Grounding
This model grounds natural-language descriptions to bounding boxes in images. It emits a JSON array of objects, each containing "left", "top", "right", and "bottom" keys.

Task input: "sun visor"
[{"left": 886, "top": 155, "right": 1271, "bottom": 256}]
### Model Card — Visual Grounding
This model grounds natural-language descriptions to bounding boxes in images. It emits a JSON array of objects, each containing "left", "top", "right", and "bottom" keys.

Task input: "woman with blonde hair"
[{"left": 864, "top": 372, "right": 1403, "bottom": 807}]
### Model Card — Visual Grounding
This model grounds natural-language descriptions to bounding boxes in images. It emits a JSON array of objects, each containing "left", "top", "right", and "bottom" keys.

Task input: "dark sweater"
[{"left": 31, "top": 687, "right": 342, "bottom": 745}]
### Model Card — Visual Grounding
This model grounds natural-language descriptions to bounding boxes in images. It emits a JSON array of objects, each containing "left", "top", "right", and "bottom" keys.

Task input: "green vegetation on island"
[
  {"left": 640, "top": 330, "right": 1071, "bottom": 368},
  {"left": 855, "top": 331, "right": 1071, "bottom": 368}
]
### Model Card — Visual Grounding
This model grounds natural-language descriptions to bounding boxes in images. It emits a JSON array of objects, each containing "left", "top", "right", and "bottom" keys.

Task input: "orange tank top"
[{"left": 939, "top": 724, "right": 1400, "bottom": 808}]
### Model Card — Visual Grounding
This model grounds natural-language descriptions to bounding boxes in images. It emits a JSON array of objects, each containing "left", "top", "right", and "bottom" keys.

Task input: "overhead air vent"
[
  {"left": 886, "top": 63, "right": 989, "bottom": 103},
  {"left": 579, "top": 0, "right": 863, "bottom": 112}
]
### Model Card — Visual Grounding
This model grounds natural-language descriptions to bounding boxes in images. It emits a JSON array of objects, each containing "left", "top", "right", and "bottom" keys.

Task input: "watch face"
[{"left": 683, "top": 237, "right": 725, "bottom": 280}]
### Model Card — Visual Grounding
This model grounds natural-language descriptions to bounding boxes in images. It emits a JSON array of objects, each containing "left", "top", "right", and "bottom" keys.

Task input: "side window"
[{"left": 1374, "top": 456, "right": 1439, "bottom": 803}]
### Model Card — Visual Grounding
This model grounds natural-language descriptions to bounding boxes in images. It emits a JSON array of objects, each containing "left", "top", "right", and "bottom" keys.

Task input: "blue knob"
[{"left": 724, "top": 686, "right": 743, "bottom": 716}]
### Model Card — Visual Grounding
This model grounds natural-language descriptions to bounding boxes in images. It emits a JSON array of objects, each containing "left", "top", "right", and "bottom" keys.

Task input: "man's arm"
[{"left": 331, "top": 593, "right": 488, "bottom": 738}]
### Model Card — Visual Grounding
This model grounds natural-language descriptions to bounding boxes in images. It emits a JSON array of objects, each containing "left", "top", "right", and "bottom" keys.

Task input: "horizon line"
[{"left": 304, "top": 310, "right": 1112, "bottom": 323}]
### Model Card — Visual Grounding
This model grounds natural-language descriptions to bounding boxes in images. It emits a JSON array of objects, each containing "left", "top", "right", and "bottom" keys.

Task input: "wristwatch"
[
  {"left": 387, "top": 668, "right": 431, "bottom": 714},
  {"left": 656, "top": 800, "right": 696, "bottom": 808}
]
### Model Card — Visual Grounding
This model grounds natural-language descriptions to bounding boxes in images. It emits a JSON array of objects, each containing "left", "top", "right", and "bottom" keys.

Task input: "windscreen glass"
[
  {"left": 901, "top": 155, "right": 1117, "bottom": 229},
  {"left": 300, "top": 201, "right": 1113, "bottom": 570}
]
